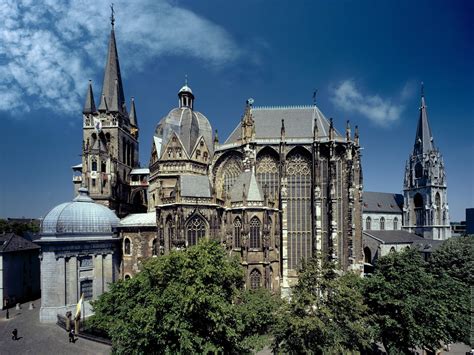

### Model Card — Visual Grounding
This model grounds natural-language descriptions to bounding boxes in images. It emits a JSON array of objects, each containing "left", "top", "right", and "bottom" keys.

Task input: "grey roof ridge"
[
  {"left": 362, "top": 231, "right": 385, "bottom": 244},
  {"left": 223, "top": 118, "right": 242, "bottom": 144},
  {"left": 253, "top": 104, "right": 315, "bottom": 110}
]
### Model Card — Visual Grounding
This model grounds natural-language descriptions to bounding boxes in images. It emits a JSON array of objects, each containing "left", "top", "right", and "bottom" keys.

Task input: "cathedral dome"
[
  {"left": 154, "top": 84, "right": 213, "bottom": 156},
  {"left": 41, "top": 188, "right": 119, "bottom": 235}
]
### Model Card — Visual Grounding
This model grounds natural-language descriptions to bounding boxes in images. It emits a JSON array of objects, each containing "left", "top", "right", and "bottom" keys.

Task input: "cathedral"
[{"left": 69, "top": 20, "right": 364, "bottom": 295}]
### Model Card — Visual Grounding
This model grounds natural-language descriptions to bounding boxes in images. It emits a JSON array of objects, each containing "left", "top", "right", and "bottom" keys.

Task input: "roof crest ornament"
[
  {"left": 110, "top": 3, "right": 115, "bottom": 28},
  {"left": 312, "top": 89, "right": 318, "bottom": 106}
]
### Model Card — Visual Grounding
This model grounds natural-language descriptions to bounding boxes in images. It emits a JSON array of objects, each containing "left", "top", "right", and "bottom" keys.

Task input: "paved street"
[{"left": 0, "top": 299, "right": 110, "bottom": 355}]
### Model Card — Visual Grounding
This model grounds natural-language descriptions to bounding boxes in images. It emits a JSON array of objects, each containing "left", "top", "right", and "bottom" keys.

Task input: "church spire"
[
  {"left": 129, "top": 97, "right": 138, "bottom": 126},
  {"left": 99, "top": 8, "right": 125, "bottom": 113},
  {"left": 414, "top": 82, "right": 434, "bottom": 155},
  {"left": 83, "top": 80, "right": 96, "bottom": 114}
]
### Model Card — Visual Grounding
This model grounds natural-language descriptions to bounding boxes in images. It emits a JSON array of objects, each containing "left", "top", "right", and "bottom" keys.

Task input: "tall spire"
[
  {"left": 414, "top": 82, "right": 434, "bottom": 155},
  {"left": 129, "top": 97, "right": 138, "bottom": 126},
  {"left": 99, "top": 7, "right": 125, "bottom": 113},
  {"left": 83, "top": 80, "right": 96, "bottom": 114}
]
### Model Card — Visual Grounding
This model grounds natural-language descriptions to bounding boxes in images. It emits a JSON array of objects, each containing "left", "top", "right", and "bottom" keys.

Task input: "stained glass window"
[
  {"left": 186, "top": 216, "right": 206, "bottom": 246},
  {"left": 233, "top": 217, "right": 242, "bottom": 247},
  {"left": 250, "top": 269, "right": 261, "bottom": 290},
  {"left": 249, "top": 217, "right": 261, "bottom": 248},
  {"left": 256, "top": 154, "right": 279, "bottom": 199}
]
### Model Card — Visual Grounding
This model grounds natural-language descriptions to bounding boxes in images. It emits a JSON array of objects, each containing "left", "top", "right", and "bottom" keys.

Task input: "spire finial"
[
  {"left": 110, "top": 3, "right": 115, "bottom": 28},
  {"left": 185, "top": 74, "right": 188, "bottom": 86},
  {"left": 421, "top": 81, "right": 424, "bottom": 97},
  {"left": 312, "top": 89, "right": 318, "bottom": 106}
]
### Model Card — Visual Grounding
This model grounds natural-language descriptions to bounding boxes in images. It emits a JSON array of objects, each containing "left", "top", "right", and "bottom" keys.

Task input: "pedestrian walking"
[
  {"left": 69, "top": 329, "right": 75, "bottom": 343},
  {"left": 11, "top": 328, "right": 18, "bottom": 340}
]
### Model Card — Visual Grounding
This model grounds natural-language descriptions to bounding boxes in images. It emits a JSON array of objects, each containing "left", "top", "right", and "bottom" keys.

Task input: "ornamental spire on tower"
[
  {"left": 413, "top": 82, "right": 435, "bottom": 155},
  {"left": 99, "top": 5, "right": 125, "bottom": 113},
  {"left": 83, "top": 80, "right": 96, "bottom": 114}
]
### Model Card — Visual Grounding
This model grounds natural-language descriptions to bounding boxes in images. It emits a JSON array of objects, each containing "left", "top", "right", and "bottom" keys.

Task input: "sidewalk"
[{"left": 0, "top": 299, "right": 110, "bottom": 355}]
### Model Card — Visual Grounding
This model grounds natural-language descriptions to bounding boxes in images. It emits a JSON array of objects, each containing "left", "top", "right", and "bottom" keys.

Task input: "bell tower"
[
  {"left": 79, "top": 8, "right": 140, "bottom": 217},
  {"left": 403, "top": 84, "right": 451, "bottom": 240}
]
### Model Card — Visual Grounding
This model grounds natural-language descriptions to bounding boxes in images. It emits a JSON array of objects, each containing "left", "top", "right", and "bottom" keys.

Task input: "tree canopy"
[
  {"left": 89, "top": 239, "right": 279, "bottom": 354},
  {"left": 273, "top": 257, "right": 372, "bottom": 354}
]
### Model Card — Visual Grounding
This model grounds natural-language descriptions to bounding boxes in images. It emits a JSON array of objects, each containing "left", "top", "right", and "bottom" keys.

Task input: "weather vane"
[
  {"left": 110, "top": 3, "right": 115, "bottom": 27},
  {"left": 312, "top": 89, "right": 318, "bottom": 105}
]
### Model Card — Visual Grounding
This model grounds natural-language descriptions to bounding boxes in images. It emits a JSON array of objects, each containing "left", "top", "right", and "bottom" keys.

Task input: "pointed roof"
[
  {"left": 83, "top": 80, "right": 96, "bottom": 114},
  {"left": 129, "top": 97, "right": 138, "bottom": 126},
  {"left": 230, "top": 170, "right": 264, "bottom": 203},
  {"left": 109, "top": 79, "right": 120, "bottom": 112},
  {"left": 99, "top": 26, "right": 125, "bottom": 112},
  {"left": 414, "top": 85, "right": 435, "bottom": 155}
]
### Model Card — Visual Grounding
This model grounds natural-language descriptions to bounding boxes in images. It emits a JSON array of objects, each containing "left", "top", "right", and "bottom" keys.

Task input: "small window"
[
  {"left": 380, "top": 217, "right": 385, "bottom": 230},
  {"left": 250, "top": 269, "right": 261, "bottom": 290},
  {"left": 80, "top": 280, "right": 93, "bottom": 301},
  {"left": 168, "top": 148, "right": 172, "bottom": 158},
  {"left": 233, "top": 218, "right": 242, "bottom": 247},
  {"left": 91, "top": 161, "right": 97, "bottom": 172},
  {"left": 393, "top": 217, "right": 398, "bottom": 230},
  {"left": 203, "top": 152, "right": 208, "bottom": 161},
  {"left": 124, "top": 238, "right": 131, "bottom": 255},
  {"left": 415, "top": 163, "right": 423, "bottom": 179},
  {"left": 196, "top": 149, "right": 201, "bottom": 158},
  {"left": 249, "top": 217, "right": 261, "bottom": 248},
  {"left": 152, "top": 239, "right": 158, "bottom": 256},
  {"left": 92, "top": 179, "right": 96, "bottom": 187},
  {"left": 101, "top": 162, "right": 106, "bottom": 173},
  {"left": 365, "top": 217, "right": 371, "bottom": 230}
]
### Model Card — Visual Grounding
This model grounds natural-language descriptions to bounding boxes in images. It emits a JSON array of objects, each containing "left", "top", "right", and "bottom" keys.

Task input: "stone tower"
[
  {"left": 403, "top": 85, "right": 451, "bottom": 240},
  {"left": 79, "top": 16, "right": 139, "bottom": 217}
]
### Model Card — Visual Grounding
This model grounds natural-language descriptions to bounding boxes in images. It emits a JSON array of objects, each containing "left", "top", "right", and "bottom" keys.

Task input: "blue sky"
[{"left": 0, "top": 0, "right": 472, "bottom": 221}]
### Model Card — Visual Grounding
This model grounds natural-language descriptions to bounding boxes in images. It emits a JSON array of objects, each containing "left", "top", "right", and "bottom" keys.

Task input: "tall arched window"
[
  {"left": 435, "top": 193, "right": 441, "bottom": 225},
  {"left": 415, "top": 163, "right": 423, "bottom": 179},
  {"left": 249, "top": 217, "right": 261, "bottom": 249},
  {"left": 166, "top": 217, "right": 174, "bottom": 244},
  {"left": 221, "top": 157, "right": 242, "bottom": 196},
  {"left": 366, "top": 217, "right": 372, "bottom": 230},
  {"left": 287, "top": 152, "right": 311, "bottom": 269},
  {"left": 380, "top": 217, "right": 385, "bottom": 230},
  {"left": 364, "top": 247, "right": 372, "bottom": 264},
  {"left": 124, "top": 238, "right": 131, "bottom": 255},
  {"left": 256, "top": 153, "right": 279, "bottom": 199},
  {"left": 186, "top": 216, "right": 206, "bottom": 247},
  {"left": 152, "top": 239, "right": 158, "bottom": 256},
  {"left": 91, "top": 160, "right": 97, "bottom": 172},
  {"left": 393, "top": 217, "right": 398, "bottom": 230},
  {"left": 233, "top": 217, "right": 242, "bottom": 248},
  {"left": 250, "top": 269, "right": 261, "bottom": 290},
  {"left": 414, "top": 193, "right": 424, "bottom": 226}
]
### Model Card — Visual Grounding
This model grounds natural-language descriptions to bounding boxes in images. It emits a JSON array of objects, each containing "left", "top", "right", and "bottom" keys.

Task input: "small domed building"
[{"left": 37, "top": 187, "right": 121, "bottom": 322}]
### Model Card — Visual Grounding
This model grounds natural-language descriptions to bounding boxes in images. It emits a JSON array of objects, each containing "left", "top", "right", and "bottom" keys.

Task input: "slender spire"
[
  {"left": 129, "top": 97, "right": 138, "bottom": 126},
  {"left": 83, "top": 80, "right": 96, "bottom": 114},
  {"left": 414, "top": 82, "right": 434, "bottom": 155},
  {"left": 354, "top": 125, "right": 359, "bottom": 145},
  {"left": 109, "top": 79, "right": 120, "bottom": 112},
  {"left": 99, "top": 10, "right": 125, "bottom": 113},
  {"left": 346, "top": 120, "right": 351, "bottom": 142}
]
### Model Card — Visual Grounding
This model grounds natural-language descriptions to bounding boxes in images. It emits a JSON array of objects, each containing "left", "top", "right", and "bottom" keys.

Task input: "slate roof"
[
  {"left": 180, "top": 175, "right": 212, "bottom": 198},
  {"left": 363, "top": 230, "right": 425, "bottom": 244},
  {"left": 224, "top": 105, "right": 342, "bottom": 144},
  {"left": 414, "top": 90, "right": 435, "bottom": 155},
  {"left": 230, "top": 170, "right": 264, "bottom": 202},
  {"left": 0, "top": 233, "right": 40, "bottom": 253},
  {"left": 98, "top": 28, "right": 125, "bottom": 113},
  {"left": 120, "top": 212, "right": 156, "bottom": 227},
  {"left": 362, "top": 191, "right": 403, "bottom": 213}
]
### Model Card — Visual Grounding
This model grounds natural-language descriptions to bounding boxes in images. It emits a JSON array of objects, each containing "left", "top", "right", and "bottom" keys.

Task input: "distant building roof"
[
  {"left": 362, "top": 192, "right": 403, "bottom": 213},
  {"left": 120, "top": 212, "right": 156, "bottom": 227},
  {"left": 363, "top": 230, "right": 425, "bottom": 244},
  {"left": 130, "top": 168, "right": 150, "bottom": 175},
  {"left": 225, "top": 105, "right": 342, "bottom": 144},
  {"left": 180, "top": 175, "right": 212, "bottom": 198},
  {"left": 0, "top": 233, "right": 40, "bottom": 253}
]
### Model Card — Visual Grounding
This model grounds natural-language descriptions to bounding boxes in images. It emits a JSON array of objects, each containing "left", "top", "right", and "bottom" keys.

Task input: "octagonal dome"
[{"left": 41, "top": 188, "right": 119, "bottom": 235}]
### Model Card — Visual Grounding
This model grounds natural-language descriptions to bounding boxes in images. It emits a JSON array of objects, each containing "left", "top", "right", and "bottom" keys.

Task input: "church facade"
[{"left": 72, "top": 20, "right": 366, "bottom": 294}]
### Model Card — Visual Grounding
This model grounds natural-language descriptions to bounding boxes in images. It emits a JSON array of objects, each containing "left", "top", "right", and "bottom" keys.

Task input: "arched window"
[
  {"left": 166, "top": 217, "right": 174, "bottom": 243},
  {"left": 366, "top": 217, "right": 372, "bottom": 230},
  {"left": 415, "top": 163, "right": 423, "bottom": 178},
  {"left": 221, "top": 157, "right": 242, "bottom": 196},
  {"left": 233, "top": 217, "right": 242, "bottom": 248},
  {"left": 414, "top": 193, "right": 424, "bottom": 226},
  {"left": 380, "top": 217, "right": 385, "bottom": 230},
  {"left": 152, "top": 239, "right": 158, "bottom": 256},
  {"left": 124, "top": 238, "right": 131, "bottom": 255},
  {"left": 250, "top": 269, "right": 261, "bottom": 290},
  {"left": 389, "top": 247, "right": 396, "bottom": 253},
  {"left": 101, "top": 161, "right": 106, "bottom": 173},
  {"left": 364, "top": 247, "right": 372, "bottom": 264},
  {"left": 287, "top": 152, "right": 311, "bottom": 269},
  {"left": 91, "top": 160, "right": 97, "bottom": 172},
  {"left": 249, "top": 217, "right": 261, "bottom": 248},
  {"left": 435, "top": 193, "right": 441, "bottom": 225},
  {"left": 256, "top": 153, "right": 279, "bottom": 199},
  {"left": 186, "top": 216, "right": 206, "bottom": 247},
  {"left": 393, "top": 217, "right": 398, "bottom": 230}
]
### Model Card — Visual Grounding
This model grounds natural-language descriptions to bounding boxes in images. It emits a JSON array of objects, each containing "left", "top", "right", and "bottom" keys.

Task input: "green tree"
[
  {"left": 90, "top": 240, "right": 245, "bottom": 354},
  {"left": 364, "top": 247, "right": 470, "bottom": 354},
  {"left": 273, "top": 257, "right": 372, "bottom": 354}
]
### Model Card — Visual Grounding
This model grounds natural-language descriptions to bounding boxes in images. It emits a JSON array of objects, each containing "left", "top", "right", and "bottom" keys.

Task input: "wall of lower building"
[
  {"left": 121, "top": 230, "right": 157, "bottom": 278},
  {"left": 1, "top": 250, "right": 40, "bottom": 308},
  {"left": 363, "top": 212, "right": 402, "bottom": 231}
]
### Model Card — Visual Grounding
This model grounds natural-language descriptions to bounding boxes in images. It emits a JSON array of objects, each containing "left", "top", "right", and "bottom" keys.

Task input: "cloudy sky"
[{"left": 0, "top": 0, "right": 472, "bottom": 221}]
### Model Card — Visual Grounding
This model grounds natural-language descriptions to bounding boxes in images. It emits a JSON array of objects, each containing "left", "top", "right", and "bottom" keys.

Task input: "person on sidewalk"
[
  {"left": 69, "top": 329, "right": 75, "bottom": 343},
  {"left": 11, "top": 328, "right": 18, "bottom": 341}
]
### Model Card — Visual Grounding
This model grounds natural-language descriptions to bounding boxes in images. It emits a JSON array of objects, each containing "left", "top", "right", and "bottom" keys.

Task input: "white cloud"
[
  {"left": 330, "top": 80, "right": 408, "bottom": 126},
  {"left": 0, "top": 0, "right": 241, "bottom": 116}
]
